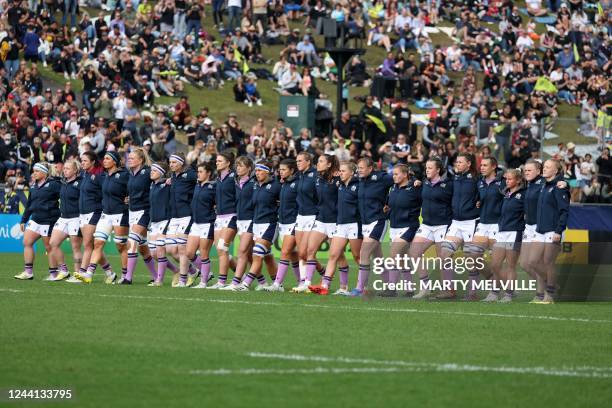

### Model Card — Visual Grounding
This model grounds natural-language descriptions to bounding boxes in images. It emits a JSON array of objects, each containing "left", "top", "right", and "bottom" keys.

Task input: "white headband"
[{"left": 169, "top": 154, "right": 184, "bottom": 165}]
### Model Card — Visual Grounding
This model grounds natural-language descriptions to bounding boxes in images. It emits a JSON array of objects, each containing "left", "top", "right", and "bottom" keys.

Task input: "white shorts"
[
  {"left": 278, "top": 222, "right": 296, "bottom": 237},
  {"left": 494, "top": 231, "right": 522, "bottom": 251},
  {"left": 312, "top": 220, "right": 336, "bottom": 237},
  {"left": 79, "top": 211, "right": 101, "bottom": 228},
  {"left": 446, "top": 219, "right": 478, "bottom": 242},
  {"left": 214, "top": 214, "right": 237, "bottom": 231},
  {"left": 522, "top": 224, "right": 537, "bottom": 243},
  {"left": 237, "top": 220, "right": 253, "bottom": 235},
  {"left": 129, "top": 209, "right": 146, "bottom": 226},
  {"left": 252, "top": 222, "right": 278, "bottom": 242},
  {"left": 189, "top": 222, "right": 214, "bottom": 239},
  {"left": 96, "top": 212, "right": 128, "bottom": 236},
  {"left": 474, "top": 223, "right": 499, "bottom": 240},
  {"left": 295, "top": 214, "right": 316, "bottom": 232},
  {"left": 149, "top": 220, "right": 169, "bottom": 236},
  {"left": 53, "top": 217, "right": 80, "bottom": 236},
  {"left": 362, "top": 219, "right": 388, "bottom": 242},
  {"left": 415, "top": 224, "right": 448, "bottom": 243},
  {"left": 333, "top": 223, "right": 360, "bottom": 239},
  {"left": 533, "top": 231, "right": 565, "bottom": 243},
  {"left": 26, "top": 220, "right": 52, "bottom": 237},
  {"left": 166, "top": 216, "right": 191, "bottom": 236},
  {"left": 389, "top": 226, "right": 418, "bottom": 242}
]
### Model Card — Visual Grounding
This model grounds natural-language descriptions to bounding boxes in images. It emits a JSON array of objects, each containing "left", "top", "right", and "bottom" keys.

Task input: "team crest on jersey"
[
  {"left": 535, "top": 179, "right": 542, "bottom": 184},
  {"left": 74, "top": 181, "right": 79, "bottom": 187},
  {"left": 371, "top": 174, "right": 378, "bottom": 181},
  {"left": 440, "top": 183, "right": 446, "bottom": 188},
  {"left": 208, "top": 184, "right": 213, "bottom": 189},
  {"left": 515, "top": 193, "right": 521, "bottom": 199},
  {"left": 548, "top": 187, "right": 553, "bottom": 192},
  {"left": 44, "top": 184, "right": 49, "bottom": 188},
  {"left": 290, "top": 182, "right": 296, "bottom": 188},
  {"left": 182, "top": 173, "right": 187, "bottom": 178},
  {"left": 351, "top": 185, "right": 357, "bottom": 191},
  {"left": 90, "top": 175, "right": 95, "bottom": 180},
  {"left": 467, "top": 174, "right": 473, "bottom": 178},
  {"left": 115, "top": 173, "right": 120, "bottom": 178},
  {"left": 308, "top": 172, "right": 314, "bottom": 177},
  {"left": 266, "top": 184, "right": 271, "bottom": 190}
]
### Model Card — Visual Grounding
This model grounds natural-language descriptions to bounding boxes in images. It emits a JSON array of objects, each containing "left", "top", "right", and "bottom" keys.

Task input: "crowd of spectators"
[{"left": 0, "top": 0, "right": 610, "bottom": 210}]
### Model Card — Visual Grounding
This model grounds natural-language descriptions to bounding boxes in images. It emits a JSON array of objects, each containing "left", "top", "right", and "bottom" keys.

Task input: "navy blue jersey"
[
  {"left": 499, "top": 188, "right": 526, "bottom": 232},
  {"left": 127, "top": 166, "right": 151, "bottom": 211},
  {"left": 170, "top": 168, "right": 197, "bottom": 218},
  {"left": 59, "top": 176, "right": 82, "bottom": 218},
  {"left": 420, "top": 176, "right": 453, "bottom": 226},
  {"left": 252, "top": 178, "right": 281, "bottom": 224},
  {"left": 236, "top": 176, "right": 255, "bottom": 221},
  {"left": 477, "top": 175, "right": 505, "bottom": 224},
  {"left": 536, "top": 176, "right": 570, "bottom": 234},
  {"left": 191, "top": 181, "right": 217, "bottom": 224},
  {"left": 279, "top": 175, "right": 298, "bottom": 224},
  {"left": 337, "top": 177, "right": 360, "bottom": 224},
  {"left": 388, "top": 180, "right": 422, "bottom": 228},
  {"left": 79, "top": 171, "right": 104, "bottom": 214},
  {"left": 149, "top": 180, "right": 171, "bottom": 222},
  {"left": 451, "top": 172, "right": 480, "bottom": 221},
  {"left": 21, "top": 178, "right": 61, "bottom": 224},
  {"left": 524, "top": 176, "right": 544, "bottom": 225},
  {"left": 296, "top": 167, "right": 318, "bottom": 216},
  {"left": 101, "top": 169, "right": 129, "bottom": 214},
  {"left": 358, "top": 171, "right": 394, "bottom": 224},
  {"left": 315, "top": 176, "right": 340, "bottom": 223},
  {"left": 216, "top": 171, "right": 237, "bottom": 215}
]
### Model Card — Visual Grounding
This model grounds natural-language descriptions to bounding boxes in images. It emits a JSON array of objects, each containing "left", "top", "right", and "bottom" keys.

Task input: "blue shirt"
[
  {"left": 252, "top": 178, "right": 281, "bottom": 224},
  {"left": 336, "top": 177, "right": 360, "bottom": 224},
  {"left": 170, "top": 168, "right": 197, "bottom": 218},
  {"left": 59, "top": 176, "right": 82, "bottom": 218},
  {"left": 216, "top": 171, "right": 237, "bottom": 215},
  {"left": 524, "top": 176, "right": 544, "bottom": 226},
  {"left": 499, "top": 188, "right": 526, "bottom": 232},
  {"left": 191, "top": 181, "right": 217, "bottom": 224},
  {"left": 236, "top": 176, "right": 255, "bottom": 221},
  {"left": 79, "top": 171, "right": 104, "bottom": 215},
  {"left": 127, "top": 166, "right": 151, "bottom": 211},
  {"left": 296, "top": 167, "right": 318, "bottom": 216},
  {"left": 451, "top": 172, "right": 480, "bottom": 221},
  {"left": 536, "top": 176, "right": 570, "bottom": 234},
  {"left": 420, "top": 176, "right": 453, "bottom": 226},
  {"left": 21, "top": 178, "right": 61, "bottom": 224},
  {"left": 387, "top": 180, "right": 422, "bottom": 228},
  {"left": 358, "top": 171, "right": 394, "bottom": 224},
  {"left": 279, "top": 175, "right": 298, "bottom": 224},
  {"left": 101, "top": 169, "right": 129, "bottom": 215},
  {"left": 149, "top": 180, "right": 171, "bottom": 223},
  {"left": 315, "top": 176, "right": 339, "bottom": 223},
  {"left": 477, "top": 175, "right": 504, "bottom": 224}
]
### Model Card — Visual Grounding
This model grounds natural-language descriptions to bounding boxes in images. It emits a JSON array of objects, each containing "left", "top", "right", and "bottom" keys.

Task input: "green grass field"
[{"left": 1, "top": 252, "right": 612, "bottom": 407}]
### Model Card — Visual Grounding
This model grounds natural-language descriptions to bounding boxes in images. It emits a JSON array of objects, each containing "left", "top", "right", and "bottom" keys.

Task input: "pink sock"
[
  {"left": 191, "top": 255, "right": 202, "bottom": 274},
  {"left": 144, "top": 256, "right": 157, "bottom": 280},
  {"left": 243, "top": 273, "right": 256, "bottom": 287},
  {"left": 305, "top": 260, "right": 317, "bottom": 282},
  {"left": 339, "top": 266, "right": 349, "bottom": 287},
  {"left": 200, "top": 259, "right": 211, "bottom": 284},
  {"left": 157, "top": 257, "right": 168, "bottom": 283},
  {"left": 59, "top": 263, "right": 68, "bottom": 273},
  {"left": 291, "top": 261, "right": 301, "bottom": 284},
  {"left": 126, "top": 253, "right": 138, "bottom": 281},
  {"left": 357, "top": 264, "right": 369, "bottom": 291},
  {"left": 167, "top": 259, "right": 178, "bottom": 273},
  {"left": 275, "top": 260, "right": 289, "bottom": 285}
]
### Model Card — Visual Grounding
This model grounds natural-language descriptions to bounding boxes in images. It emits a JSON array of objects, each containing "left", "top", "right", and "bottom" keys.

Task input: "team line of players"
[{"left": 15, "top": 149, "right": 569, "bottom": 303}]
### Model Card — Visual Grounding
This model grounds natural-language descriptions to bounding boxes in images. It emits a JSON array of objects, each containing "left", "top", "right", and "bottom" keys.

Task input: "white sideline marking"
[
  {"left": 3, "top": 287, "right": 612, "bottom": 325},
  {"left": 190, "top": 367, "right": 407, "bottom": 376},
  {"left": 246, "top": 352, "right": 612, "bottom": 379},
  {"left": 0, "top": 288, "right": 24, "bottom": 293}
]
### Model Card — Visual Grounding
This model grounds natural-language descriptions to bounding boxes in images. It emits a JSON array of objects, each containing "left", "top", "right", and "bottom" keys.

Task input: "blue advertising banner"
[{"left": 0, "top": 214, "right": 25, "bottom": 252}]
